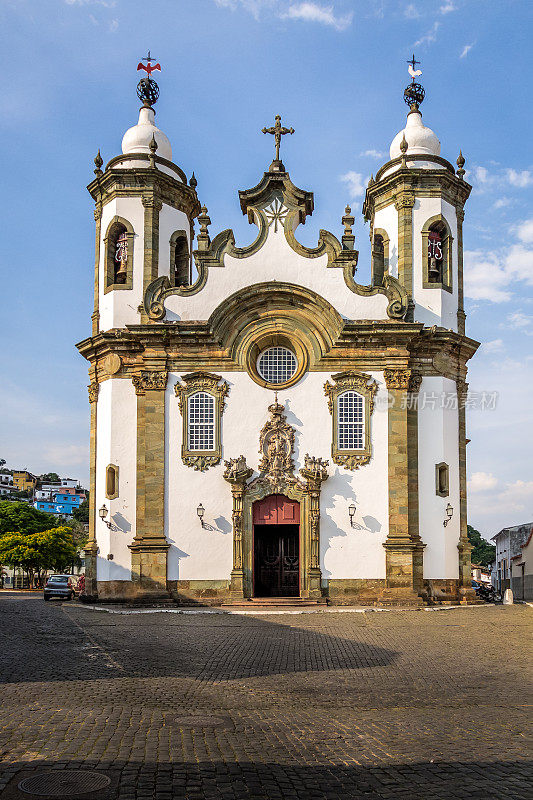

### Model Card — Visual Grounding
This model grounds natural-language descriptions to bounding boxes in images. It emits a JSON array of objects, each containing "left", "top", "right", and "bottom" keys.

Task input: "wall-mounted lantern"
[
  {"left": 348, "top": 503, "right": 356, "bottom": 528},
  {"left": 197, "top": 503, "right": 206, "bottom": 528},
  {"left": 99, "top": 504, "right": 117, "bottom": 531},
  {"left": 443, "top": 503, "right": 454, "bottom": 527}
]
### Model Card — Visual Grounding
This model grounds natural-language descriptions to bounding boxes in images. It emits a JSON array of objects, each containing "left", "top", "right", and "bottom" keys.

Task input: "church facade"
[{"left": 77, "top": 67, "right": 478, "bottom": 605}]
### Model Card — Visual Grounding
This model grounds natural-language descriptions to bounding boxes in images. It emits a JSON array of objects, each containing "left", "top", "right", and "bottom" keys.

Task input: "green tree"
[
  {"left": 39, "top": 473, "right": 60, "bottom": 483},
  {"left": 72, "top": 498, "right": 89, "bottom": 525},
  {"left": 467, "top": 524, "right": 496, "bottom": 567},
  {"left": 0, "top": 527, "right": 77, "bottom": 587},
  {"left": 0, "top": 501, "right": 61, "bottom": 536}
]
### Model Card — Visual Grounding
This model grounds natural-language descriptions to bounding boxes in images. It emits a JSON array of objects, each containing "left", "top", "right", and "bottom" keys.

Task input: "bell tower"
[
  {"left": 363, "top": 59, "right": 471, "bottom": 334},
  {"left": 87, "top": 55, "right": 200, "bottom": 336},
  {"left": 81, "top": 58, "right": 200, "bottom": 600}
]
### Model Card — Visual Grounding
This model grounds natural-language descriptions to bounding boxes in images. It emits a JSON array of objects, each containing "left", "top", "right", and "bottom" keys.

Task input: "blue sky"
[{"left": 0, "top": 0, "right": 531, "bottom": 537}]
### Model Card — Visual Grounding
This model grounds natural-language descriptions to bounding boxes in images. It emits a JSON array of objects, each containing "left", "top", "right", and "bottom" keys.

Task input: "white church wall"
[
  {"left": 418, "top": 376, "right": 460, "bottom": 579},
  {"left": 95, "top": 378, "right": 137, "bottom": 582},
  {"left": 373, "top": 204, "right": 399, "bottom": 279},
  {"left": 98, "top": 196, "right": 145, "bottom": 332},
  {"left": 164, "top": 224, "right": 390, "bottom": 323},
  {"left": 165, "top": 370, "right": 390, "bottom": 582}
]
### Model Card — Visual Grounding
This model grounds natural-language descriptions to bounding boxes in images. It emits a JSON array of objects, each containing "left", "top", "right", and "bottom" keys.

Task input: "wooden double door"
[{"left": 253, "top": 495, "right": 300, "bottom": 598}]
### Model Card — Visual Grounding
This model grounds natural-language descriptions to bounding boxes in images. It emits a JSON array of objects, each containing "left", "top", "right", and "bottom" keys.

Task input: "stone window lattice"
[
  {"left": 188, "top": 392, "right": 215, "bottom": 451},
  {"left": 257, "top": 347, "right": 298, "bottom": 384},
  {"left": 337, "top": 391, "right": 364, "bottom": 450}
]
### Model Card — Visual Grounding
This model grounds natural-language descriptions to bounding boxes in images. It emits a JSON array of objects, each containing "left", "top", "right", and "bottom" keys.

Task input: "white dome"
[
  {"left": 390, "top": 109, "right": 440, "bottom": 160},
  {"left": 121, "top": 106, "right": 172, "bottom": 161}
]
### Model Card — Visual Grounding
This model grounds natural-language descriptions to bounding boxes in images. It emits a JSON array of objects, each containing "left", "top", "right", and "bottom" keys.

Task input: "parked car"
[{"left": 43, "top": 575, "right": 75, "bottom": 601}]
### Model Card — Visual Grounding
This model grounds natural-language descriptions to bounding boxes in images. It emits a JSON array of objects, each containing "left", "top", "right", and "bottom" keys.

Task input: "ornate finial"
[
  {"left": 456, "top": 150, "right": 466, "bottom": 179},
  {"left": 94, "top": 149, "right": 103, "bottom": 176},
  {"left": 342, "top": 205, "right": 355, "bottom": 251},
  {"left": 149, "top": 134, "right": 158, "bottom": 168},
  {"left": 404, "top": 54, "right": 425, "bottom": 111},
  {"left": 136, "top": 52, "right": 161, "bottom": 107},
  {"left": 368, "top": 174, "right": 375, "bottom": 187},
  {"left": 400, "top": 133, "right": 408, "bottom": 166},
  {"left": 197, "top": 205, "right": 211, "bottom": 251},
  {"left": 189, "top": 172, "right": 198, "bottom": 190},
  {"left": 261, "top": 114, "right": 294, "bottom": 170}
]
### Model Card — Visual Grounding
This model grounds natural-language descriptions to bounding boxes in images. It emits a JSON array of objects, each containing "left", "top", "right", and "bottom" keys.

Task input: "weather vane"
[
  {"left": 136, "top": 51, "right": 161, "bottom": 107},
  {"left": 262, "top": 114, "right": 294, "bottom": 164},
  {"left": 404, "top": 53, "right": 425, "bottom": 110}
]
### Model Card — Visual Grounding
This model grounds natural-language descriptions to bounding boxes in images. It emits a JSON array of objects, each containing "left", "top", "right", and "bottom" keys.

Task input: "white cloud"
[
  {"left": 281, "top": 3, "right": 353, "bottom": 31},
  {"left": 340, "top": 171, "right": 366, "bottom": 200},
  {"left": 414, "top": 21, "right": 440, "bottom": 48},
  {"left": 507, "top": 169, "right": 533, "bottom": 188},
  {"left": 460, "top": 43, "right": 473, "bottom": 58},
  {"left": 493, "top": 197, "right": 512, "bottom": 210},
  {"left": 404, "top": 4, "right": 420, "bottom": 19},
  {"left": 360, "top": 149, "right": 385, "bottom": 158},
  {"left": 484, "top": 339, "right": 504, "bottom": 353},
  {"left": 516, "top": 218, "right": 533, "bottom": 243},
  {"left": 109, "top": 18, "right": 118, "bottom": 31},
  {"left": 469, "top": 479, "right": 533, "bottom": 520},
  {"left": 440, "top": 1, "right": 456, "bottom": 13},
  {"left": 506, "top": 311, "right": 533, "bottom": 335},
  {"left": 464, "top": 241, "right": 533, "bottom": 303},
  {"left": 468, "top": 472, "right": 498, "bottom": 492}
]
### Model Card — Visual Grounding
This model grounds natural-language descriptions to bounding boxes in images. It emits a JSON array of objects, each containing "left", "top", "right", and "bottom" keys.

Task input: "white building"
[
  {"left": 77, "top": 66, "right": 479, "bottom": 605},
  {"left": 0, "top": 474, "right": 14, "bottom": 496}
]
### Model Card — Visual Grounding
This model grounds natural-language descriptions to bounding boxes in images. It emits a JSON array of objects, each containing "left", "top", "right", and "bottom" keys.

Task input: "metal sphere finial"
[
  {"left": 136, "top": 51, "right": 161, "bottom": 107},
  {"left": 404, "top": 54, "right": 425, "bottom": 110}
]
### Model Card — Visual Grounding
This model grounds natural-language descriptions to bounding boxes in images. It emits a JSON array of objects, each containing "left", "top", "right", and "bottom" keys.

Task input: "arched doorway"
[{"left": 253, "top": 495, "right": 300, "bottom": 597}]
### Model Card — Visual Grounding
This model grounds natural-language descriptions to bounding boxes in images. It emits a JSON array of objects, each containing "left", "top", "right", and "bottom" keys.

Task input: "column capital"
[
  {"left": 384, "top": 367, "right": 411, "bottom": 390},
  {"left": 132, "top": 370, "right": 168, "bottom": 396},
  {"left": 394, "top": 192, "right": 415, "bottom": 211},
  {"left": 88, "top": 381, "right": 99, "bottom": 403}
]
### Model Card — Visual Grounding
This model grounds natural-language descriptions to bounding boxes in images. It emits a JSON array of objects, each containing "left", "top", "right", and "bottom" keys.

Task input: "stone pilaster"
[
  {"left": 85, "top": 370, "right": 99, "bottom": 600},
  {"left": 300, "top": 457, "right": 329, "bottom": 600},
  {"left": 224, "top": 459, "right": 253, "bottom": 598},
  {"left": 129, "top": 368, "right": 169, "bottom": 597},
  {"left": 141, "top": 195, "right": 163, "bottom": 323},
  {"left": 395, "top": 193, "right": 415, "bottom": 302},
  {"left": 456, "top": 378, "right": 476, "bottom": 602},
  {"left": 456, "top": 208, "right": 466, "bottom": 335},
  {"left": 383, "top": 368, "right": 423, "bottom": 604},
  {"left": 407, "top": 372, "right": 425, "bottom": 592},
  {"left": 92, "top": 205, "right": 102, "bottom": 337}
]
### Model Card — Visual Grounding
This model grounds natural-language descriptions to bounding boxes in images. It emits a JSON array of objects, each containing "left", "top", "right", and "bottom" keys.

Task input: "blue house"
[{"left": 34, "top": 493, "right": 83, "bottom": 518}]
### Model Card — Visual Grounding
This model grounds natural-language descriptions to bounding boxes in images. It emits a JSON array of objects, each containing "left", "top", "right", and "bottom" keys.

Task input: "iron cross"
[{"left": 262, "top": 115, "right": 294, "bottom": 162}]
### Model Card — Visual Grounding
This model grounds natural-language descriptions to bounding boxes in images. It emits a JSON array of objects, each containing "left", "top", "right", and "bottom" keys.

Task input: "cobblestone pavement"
[{"left": 0, "top": 594, "right": 531, "bottom": 799}]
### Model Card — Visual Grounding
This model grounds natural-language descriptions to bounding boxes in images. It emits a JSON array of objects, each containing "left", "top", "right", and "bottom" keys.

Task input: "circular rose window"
[{"left": 257, "top": 346, "right": 298, "bottom": 385}]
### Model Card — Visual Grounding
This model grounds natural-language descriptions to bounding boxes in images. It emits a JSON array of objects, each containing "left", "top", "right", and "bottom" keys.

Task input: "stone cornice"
[
  {"left": 87, "top": 165, "right": 200, "bottom": 219},
  {"left": 363, "top": 167, "right": 472, "bottom": 220},
  {"left": 76, "top": 322, "right": 479, "bottom": 383}
]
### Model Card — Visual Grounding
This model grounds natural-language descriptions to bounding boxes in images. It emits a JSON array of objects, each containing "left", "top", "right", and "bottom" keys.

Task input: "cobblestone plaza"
[{"left": 0, "top": 594, "right": 531, "bottom": 799}]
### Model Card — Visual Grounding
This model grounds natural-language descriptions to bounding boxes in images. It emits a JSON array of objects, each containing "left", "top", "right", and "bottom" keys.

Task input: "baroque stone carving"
[
  {"left": 383, "top": 368, "right": 411, "bottom": 390},
  {"left": 394, "top": 193, "right": 415, "bottom": 210},
  {"left": 224, "top": 455, "right": 253, "bottom": 484},
  {"left": 87, "top": 382, "right": 99, "bottom": 404},
  {"left": 408, "top": 371, "right": 422, "bottom": 394},
  {"left": 258, "top": 401, "right": 296, "bottom": 492},
  {"left": 324, "top": 372, "right": 378, "bottom": 470},
  {"left": 132, "top": 371, "right": 168, "bottom": 395}
]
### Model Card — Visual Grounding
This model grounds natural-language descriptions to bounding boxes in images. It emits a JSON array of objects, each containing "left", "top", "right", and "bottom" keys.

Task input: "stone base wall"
[
  {"left": 168, "top": 580, "right": 232, "bottom": 605},
  {"left": 90, "top": 576, "right": 482, "bottom": 606}
]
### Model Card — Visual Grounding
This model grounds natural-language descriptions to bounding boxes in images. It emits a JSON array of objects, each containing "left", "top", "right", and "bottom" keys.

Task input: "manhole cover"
[
  {"left": 19, "top": 771, "right": 111, "bottom": 796},
  {"left": 165, "top": 715, "right": 225, "bottom": 727}
]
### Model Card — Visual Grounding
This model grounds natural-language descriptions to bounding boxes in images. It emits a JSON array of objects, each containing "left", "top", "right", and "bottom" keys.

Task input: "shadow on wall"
[
  {"left": 111, "top": 512, "right": 131, "bottom": 533},
  {"left": 3, "top": 759, "right": 530, "bottom": 800},
  {"left": 96, "top": 555, "right": 131, "bottom": 581},
  {"left": 320, "top": 469, "right": 357, "bottom": 578}
]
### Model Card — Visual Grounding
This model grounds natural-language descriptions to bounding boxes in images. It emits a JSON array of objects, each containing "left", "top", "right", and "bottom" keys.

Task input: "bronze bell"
[{"left": 428, "top": 256, "right": 441, "bottom": 282}]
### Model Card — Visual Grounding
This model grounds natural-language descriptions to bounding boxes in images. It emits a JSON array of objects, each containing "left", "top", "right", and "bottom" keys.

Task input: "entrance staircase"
[{"left": 223, "top": 596, "right": 325, "bottom": 608}]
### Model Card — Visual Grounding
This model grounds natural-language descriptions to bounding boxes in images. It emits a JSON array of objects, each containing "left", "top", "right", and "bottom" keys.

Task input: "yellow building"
[{"left": 12, "top": 471, "right": 36, "bottom": 492}]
